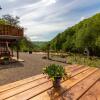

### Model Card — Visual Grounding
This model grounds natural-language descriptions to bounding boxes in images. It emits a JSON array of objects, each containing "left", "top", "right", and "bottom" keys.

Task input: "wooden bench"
[{"left": 0, "top": 65, "right": 100, "bottom": 100}]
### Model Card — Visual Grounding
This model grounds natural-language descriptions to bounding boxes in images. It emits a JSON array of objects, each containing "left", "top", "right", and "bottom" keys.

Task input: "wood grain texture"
[
  {"left": 0, "top": 64, "right": 79, "bottom": 93},
  {"left": 79, "top": 79, "right": 100, "bottom": 100},
  {"left": 0, "top": 65, "right": 99, "bottom": 100},
  {"left": 29, "top": 68, "right": 97, "bottom": 100},
  {"left": 58, "top": 69, "right": 100, "bottom": 100},
  {"left": 5, "top": 66, "right": 90, "bottom": 100},
  {"left": 0, "top": 74, "right": 44, "bottom": 93}
]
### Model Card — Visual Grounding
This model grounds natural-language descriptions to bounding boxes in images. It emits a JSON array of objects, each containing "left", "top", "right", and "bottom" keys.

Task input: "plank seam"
[
  {"left": 3, "top": 67, "right": 89, "bottom": 100},
  {"left": 55, "top": 69, "right": 98, "bottom": 100},
  {"left": 28, "top": 68, "right": 96, "bottom": 100},
  {"left": 28, "top": 69, "right": 98, "bottom": 100},
  {"left": 77, "top": 77, "right": 100, "bottom": 100},
  {"left": 0, "top": 65, "right": 84, "bottom": 93},
  {"left": 0, "top": 76, "right": 45, "bottom": 93}
]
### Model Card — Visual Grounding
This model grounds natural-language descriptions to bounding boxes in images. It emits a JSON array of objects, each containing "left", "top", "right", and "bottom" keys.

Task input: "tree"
[
  {"left": 50, "top": 13, "right": 100, "bottom": 56},
  {"left": 2, "top": 14, "right": 20, "bottom": 26}
]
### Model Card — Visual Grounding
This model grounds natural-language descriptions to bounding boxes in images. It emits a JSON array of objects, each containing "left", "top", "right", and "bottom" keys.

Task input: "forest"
[{"left": 50, "top": 13, "right": 100, "bottom": 57}]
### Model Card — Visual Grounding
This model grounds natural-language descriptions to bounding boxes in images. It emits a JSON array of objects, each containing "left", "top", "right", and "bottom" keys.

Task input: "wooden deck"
[{"left": 0, "top": 65, "right": 100, "bottom": 100}]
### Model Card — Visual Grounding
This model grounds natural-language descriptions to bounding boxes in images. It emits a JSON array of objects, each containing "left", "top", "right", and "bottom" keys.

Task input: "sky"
[{"left": 0, "top": 0, "right": 100, "bottom": 41}]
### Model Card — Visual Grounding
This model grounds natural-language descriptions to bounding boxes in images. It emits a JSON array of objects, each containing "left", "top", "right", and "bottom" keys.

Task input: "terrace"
[
  {"left": 0, "top": 24, "right": 23, "bottom": 63},
  {"left": 0, "top": 64, "right": 100, "bottom": 100}
]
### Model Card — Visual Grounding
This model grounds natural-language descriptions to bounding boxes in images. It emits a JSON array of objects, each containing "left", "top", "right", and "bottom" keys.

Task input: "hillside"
[
  {"left": 50, "top": 13, "right": 100, "bottom": 56},
  {"left": 33, "top": 41, "right": 47, "bottom": 47}
]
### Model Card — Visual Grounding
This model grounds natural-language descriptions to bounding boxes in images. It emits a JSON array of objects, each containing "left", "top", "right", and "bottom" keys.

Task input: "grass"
[{"left": 67, "top": 54, "right": 100, "bottom": 68}]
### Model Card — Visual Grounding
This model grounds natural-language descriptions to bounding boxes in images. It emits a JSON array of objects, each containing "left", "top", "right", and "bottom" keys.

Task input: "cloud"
[
  {"left": 42, "top": 0, "right": 56, "bottom": 6},
  {"left": 1, "top": 0, "right": 100, "bottom": 41},
  {"left": 80, "top": 17, "right": 85, "bottom": 21},
  {"left": 8, "top": 0, "right": 16, "bottom": 2}
]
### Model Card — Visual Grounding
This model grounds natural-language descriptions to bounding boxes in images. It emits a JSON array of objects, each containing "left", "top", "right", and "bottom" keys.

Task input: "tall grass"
[{"left": 67, "top": 54, "right": 100, "bottom": 68}]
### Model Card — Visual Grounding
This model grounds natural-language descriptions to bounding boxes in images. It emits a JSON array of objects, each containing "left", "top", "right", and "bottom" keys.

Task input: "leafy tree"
[
  {"left": 2, "top": 14, "right": 20, "bottom": 26},
  {"left": 50, "top": 13, "right": 100, "bottom": 56}
]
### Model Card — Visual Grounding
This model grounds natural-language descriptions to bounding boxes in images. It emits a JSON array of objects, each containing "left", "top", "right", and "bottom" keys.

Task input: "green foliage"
[
  {"left": 0, "top": 19, "right": 9, "bottom": 25},
  {"left": 18, "top": 37, "right": 36, "bottom": 51},
  {"left": 50, "top": 13, "right": 100, "bottom": 56},
  {"left": 43, "top": 64, "right": 67, "bottom": 81},
  {"left": 33, "top": 41, "right": 48, "bottom": 51},
  {"left": 67, "top": 54, "right": 100, "bottom": 68},
  {"left": 2, "top": 14, "right": 20, "bottom": 26}
]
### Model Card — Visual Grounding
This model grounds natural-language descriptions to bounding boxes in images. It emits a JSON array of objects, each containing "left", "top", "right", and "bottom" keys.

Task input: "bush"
[{"left": 43, "top": 64, "right": 67, "bottom": 81}]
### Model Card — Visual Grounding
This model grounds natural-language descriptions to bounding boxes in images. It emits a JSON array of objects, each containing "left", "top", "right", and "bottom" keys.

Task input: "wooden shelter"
[{"left": 0, "top": 24, "right": 23, "bottom": 62}]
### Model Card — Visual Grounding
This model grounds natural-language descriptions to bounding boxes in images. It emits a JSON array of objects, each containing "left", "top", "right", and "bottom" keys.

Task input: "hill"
[{"left": 50, "top": 13, "right": 100, "bottom": 56}]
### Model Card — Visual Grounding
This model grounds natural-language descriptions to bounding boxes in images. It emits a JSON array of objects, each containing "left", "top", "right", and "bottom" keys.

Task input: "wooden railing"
[{"left": 0, "top": 24, "right": 23, "bottom": 37}]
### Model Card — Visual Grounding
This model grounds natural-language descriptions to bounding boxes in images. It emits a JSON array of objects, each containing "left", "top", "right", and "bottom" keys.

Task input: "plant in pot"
[
  {"left": 2, "top": 56, "right": 9, "bottom": 65},
  {"left": 43, "top": 64, "right": 68, "bottom": 88}
]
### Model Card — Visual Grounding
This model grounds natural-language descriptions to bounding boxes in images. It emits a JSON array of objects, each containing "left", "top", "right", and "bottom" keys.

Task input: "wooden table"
[{"left": 0, "top": 65, "right": 100, "bottom": 100}]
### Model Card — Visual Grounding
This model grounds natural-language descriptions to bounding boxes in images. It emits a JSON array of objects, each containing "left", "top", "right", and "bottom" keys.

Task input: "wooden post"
[
  {"left": 47, "top": 43, "right": 50, "bottom": 59},
  {"left": 11, "top": 48, "right": 14, "bottom": 57},
  {"left": 16, "top": 41, "right": 19, "bottom": 61},
  {"left": 17, "top": 50, "right": 19, "bottom": 60}
]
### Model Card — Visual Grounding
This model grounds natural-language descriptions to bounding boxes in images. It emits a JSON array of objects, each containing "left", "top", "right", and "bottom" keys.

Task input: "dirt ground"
[{"left": 0, "top": 52, "right": 67, "bottom": 86}]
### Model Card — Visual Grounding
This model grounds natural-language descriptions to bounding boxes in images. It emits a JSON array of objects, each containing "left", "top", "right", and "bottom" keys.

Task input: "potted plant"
[
  {"left": 2, "top": 56, "right": 10, "bottom": 65},
  {"left": 43, "top": 64, "right": 68, "bottom": 88}
]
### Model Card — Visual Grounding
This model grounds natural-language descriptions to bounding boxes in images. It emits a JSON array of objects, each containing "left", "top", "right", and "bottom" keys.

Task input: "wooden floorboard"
[
  {"left": 4, "top": 66, "right": 91, "bottom": 100},
  {"left": 0, "top": 65, "right": 83, "bottom": 100},
  {"left": 0, "top": 74, "right": 45, "bottom": 93},
  {"left": 79, "top": 78, "right": 100, "bottom": 100},
  {"left": 0, "top": 65, "right": 99, "bottom": 100},
  {"left": 58, "top": 69, "right": 100, "bottom": 100},
  {"left": 0, "top": 64, "right": 78, "bottom": 93},
  {"left": 28, "top": 68, "right": 97, "bottom": 100}
]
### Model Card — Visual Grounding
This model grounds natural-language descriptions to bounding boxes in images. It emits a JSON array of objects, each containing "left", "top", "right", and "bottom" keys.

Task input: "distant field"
[{"left": 33, "top": 41, "right": 47, "bottom": 47}]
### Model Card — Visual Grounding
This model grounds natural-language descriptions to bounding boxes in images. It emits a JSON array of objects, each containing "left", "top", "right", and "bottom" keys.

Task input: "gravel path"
[{"left": 0, "top": 52, "right": 67, "bottom": 86}]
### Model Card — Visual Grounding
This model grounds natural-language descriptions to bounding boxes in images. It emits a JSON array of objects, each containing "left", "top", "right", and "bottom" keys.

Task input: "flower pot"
[{"left": 53, "top": 77, "right": 62, "bottom": 88}]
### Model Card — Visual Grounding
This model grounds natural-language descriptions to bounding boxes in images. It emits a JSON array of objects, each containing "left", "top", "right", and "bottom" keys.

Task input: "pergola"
[{"left": 0, "top": 24, "right": 23, "bottom": 62}]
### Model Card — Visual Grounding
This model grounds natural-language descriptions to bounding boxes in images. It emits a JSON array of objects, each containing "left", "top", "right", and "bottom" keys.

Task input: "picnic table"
[{"left": 0, "top": 65, "right": 100, "bottom": 100}]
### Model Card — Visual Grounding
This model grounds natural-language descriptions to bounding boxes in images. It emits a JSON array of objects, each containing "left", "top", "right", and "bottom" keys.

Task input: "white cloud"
[
  {"left": 8, "top": 0, "right": 16, "bottom": 2},
  {"left": 1, "top": 0, "right": 100, "bottom": 41},
  {"left": 42, "top": 0, "right": 56, "bottom": 6},
  {"left": 80, "top": 17, "right": 85, "bottom": 21}
]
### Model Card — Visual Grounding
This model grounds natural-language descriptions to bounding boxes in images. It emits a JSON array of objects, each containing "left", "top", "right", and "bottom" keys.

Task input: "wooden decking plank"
[
  {"left": 69, "top": 66, "right": 89, "bottom": 77},
  {"left": 0, "top": 66, "right": 84, "bottom": 98},
  {"left": 0, "top": 78, "right": 50, "bottom": 100},
  {"left": 0, "top": 74, "right": 45, "bottom": 93},
  {"left": 58, "top": 69, "right": 100, "bottom": 100},
  {"left": 5, "top": 68, "right": 97, "bottom": 100},
  {"left": 0, "top": 64, "right": 78, "bottom": 93},
  {"left": 0, "top": 64, "right": 81, "bottom": 93},
  {"left": 29, "top": 68, "right": 97, "bottom": 100},
  {"left": 79, "top": 78, "right": 100, "bottom": 100},
  {"left": 0, "top": 65, "right": 87, "bottom": 100}
]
